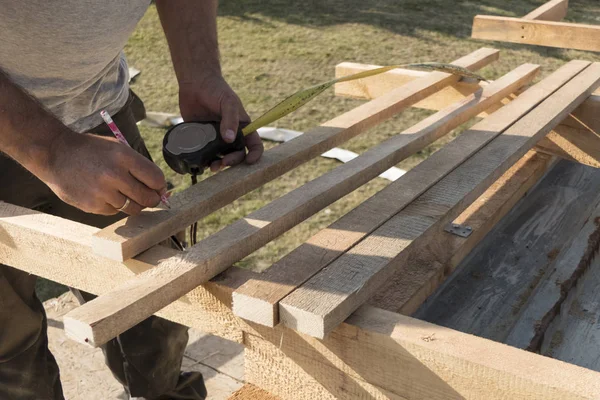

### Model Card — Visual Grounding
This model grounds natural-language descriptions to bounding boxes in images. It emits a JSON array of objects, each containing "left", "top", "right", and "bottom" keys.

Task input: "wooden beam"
[
  {"left": 524, "top": 0, "right": 569, "bottom": 21},
  {"left": 472, "top": 16, "right": 600, "bottom": 52},
  {"left": 245, "top": 306, "right": 600, "bottom": 400},
  {"left": 335, "top": 62, "right": 488, "bottom": 111},
  {"left": 0, "top": 201, "right": 250, "bottom": 342},
  {"left": 61, "top": 61, "right": 535, "bottom": 348},
  {"left": 334, "top": 61, "right": 600, "bottom": 115},
  {"left": 279, "top": 62, "right": 600, "bottom": 339},
  {"left": 235, "top": 62, "right": 600, "bottom": 327},
  {"left": 335, "top": 62, "right": 600, "bottom": 168},
  {"left": 537, "top": 123, "right": 600, "bottom": 168},
  {"left": 92, "top": 48, "right": 500, "bottom": 262},
  {"left": 235, "top": 146, "right": 551, "bottom": 326}
]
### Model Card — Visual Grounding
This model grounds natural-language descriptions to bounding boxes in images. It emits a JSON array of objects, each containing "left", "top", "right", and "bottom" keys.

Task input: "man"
[{"left": 0, "top": 1, "right": 263, "bottom": 399}]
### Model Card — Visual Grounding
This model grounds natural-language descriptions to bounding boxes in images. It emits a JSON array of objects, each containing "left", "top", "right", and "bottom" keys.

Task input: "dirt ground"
[{"left": 45, "top": 292, "right": 244, "bottom": 400}]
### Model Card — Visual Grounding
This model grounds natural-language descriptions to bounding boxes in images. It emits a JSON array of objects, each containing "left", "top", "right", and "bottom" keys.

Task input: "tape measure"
[{"left": 163, "top": 62, "right": 487, "bottom": 175}]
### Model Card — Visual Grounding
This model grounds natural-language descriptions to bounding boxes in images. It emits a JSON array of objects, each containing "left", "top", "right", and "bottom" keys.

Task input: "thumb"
[{"left": 220, "top": 95, "right": 240, "bottom": 143}]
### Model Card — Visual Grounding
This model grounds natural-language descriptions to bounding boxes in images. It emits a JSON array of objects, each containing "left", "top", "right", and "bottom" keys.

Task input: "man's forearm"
[
  {"left": 0, "top": 69, "right": 71, "bottom": 176},
  {"left": 156, "top": 0, "right": 222, "bottom": 84}
]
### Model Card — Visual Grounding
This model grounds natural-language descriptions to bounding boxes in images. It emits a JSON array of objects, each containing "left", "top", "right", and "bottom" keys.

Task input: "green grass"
[{"left": 37, "top": 0, "right": 600, "bottom": 300}]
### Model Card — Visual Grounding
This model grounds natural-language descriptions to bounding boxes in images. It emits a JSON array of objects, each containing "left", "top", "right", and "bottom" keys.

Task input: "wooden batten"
[
  {"left": 61, "top": 59, "right": 534, "bottom": 348},
  {"left": 3, "top": 44, "right": 600, "bottom": 400},
  {"left": 472, "top": 16, "right": 600, "bottom": 53},
  {"left": 92, "top": 48, "right": 500, "bottom": 262},
  {"left": 279, "top": 62, "right": 600, "bottom": 339},
  {"left": 238, "top": 62, "right": 600, "bottom": 327},
  {"left": 335, "top": 62, "right": 600, "bottom": 168}
]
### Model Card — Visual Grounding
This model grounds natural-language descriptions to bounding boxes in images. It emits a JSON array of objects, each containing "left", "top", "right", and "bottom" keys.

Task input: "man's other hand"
[{"left": 178, "top": 75, "right": 264, "bottom": 173}]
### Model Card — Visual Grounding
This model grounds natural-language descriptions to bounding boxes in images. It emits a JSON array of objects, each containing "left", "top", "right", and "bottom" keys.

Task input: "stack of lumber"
[{"left": 3, "top": 41, "right": 600, "bottom": 398}]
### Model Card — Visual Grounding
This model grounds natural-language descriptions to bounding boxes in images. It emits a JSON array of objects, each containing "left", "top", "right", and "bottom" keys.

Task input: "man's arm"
[
  {"left": 156, "top": 0, "right": 263, "bottom": 172},
  {"left": 0, "top": 69, "right": 166, "bottom": 215}
]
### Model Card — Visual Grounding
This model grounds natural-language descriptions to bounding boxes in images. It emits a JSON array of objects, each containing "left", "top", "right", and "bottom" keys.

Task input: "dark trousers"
[{"left": 0, "top": 93, "right": 206, "bottom": 400}]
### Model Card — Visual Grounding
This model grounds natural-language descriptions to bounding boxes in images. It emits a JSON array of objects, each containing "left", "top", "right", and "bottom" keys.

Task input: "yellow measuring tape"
[{"left": 241, "top": 62, "right": 487, "bottom": 135}]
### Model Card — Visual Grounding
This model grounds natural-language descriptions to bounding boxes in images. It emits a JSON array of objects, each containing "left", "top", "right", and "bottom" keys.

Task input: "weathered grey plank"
[
  {"left": 504, "top": 200, "right": 600, "bottom": 350},
  {"left": 414, "top": 160, "right": 600, "bottom": 343},
  {"left": 540, "top": 256, "right": 600, "bottom": 371}
]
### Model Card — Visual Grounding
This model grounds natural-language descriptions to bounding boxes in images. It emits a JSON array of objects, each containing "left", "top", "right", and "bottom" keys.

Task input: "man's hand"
[
  {"left": 156, "top": 0, "right": 264, "bottom": 173},
  {"left": 40, "top": 131, "right": 167, "bottom": 216},
  {"left": 0, "top": 68, "right": 167, "bottom": 217},
  {"left": 179, "top": 75, "right": 264, "bottom": 172}
]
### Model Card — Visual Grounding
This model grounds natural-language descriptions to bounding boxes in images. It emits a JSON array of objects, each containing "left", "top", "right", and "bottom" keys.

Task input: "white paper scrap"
[{"left": 257, "top": 127, "right": 405, "bottom": 182}]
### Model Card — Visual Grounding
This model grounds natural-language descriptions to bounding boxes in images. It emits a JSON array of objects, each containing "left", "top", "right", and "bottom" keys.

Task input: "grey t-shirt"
[{"left": 0, "top": 1, "right": 150, "bottom": 132}]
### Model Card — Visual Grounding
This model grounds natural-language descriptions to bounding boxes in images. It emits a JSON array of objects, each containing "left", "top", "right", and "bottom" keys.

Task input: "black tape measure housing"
[{"left": 163, "top": 121, "right": 245, "bottom": 175}]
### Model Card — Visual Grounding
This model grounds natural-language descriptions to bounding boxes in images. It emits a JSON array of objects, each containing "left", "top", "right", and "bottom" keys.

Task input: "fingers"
[
  {"left": 105, "top": 191, "right": 144, "bottom": 216},
  {"left": 118, "top": 173, "right": 162, "bottom": 209},
  {"left": 244, "top": 131, "right": 264, "bottom": 164},
  {"left": 219, "top": 94, "right": 240, "bottom": 143},
  {"left": 126, "top": 151, "right": 167, "bottom": 193},
  {"left": 221, "top": 149, "right": 246, "bottom": 168}
]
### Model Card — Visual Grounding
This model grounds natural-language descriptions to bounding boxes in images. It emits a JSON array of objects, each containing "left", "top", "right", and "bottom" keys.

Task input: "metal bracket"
[{"left": 444, "top": 223, "right": 473, "bottom": 238}]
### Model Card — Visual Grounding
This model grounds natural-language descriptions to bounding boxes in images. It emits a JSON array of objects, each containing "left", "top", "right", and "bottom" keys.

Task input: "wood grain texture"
[
  {"left": 93, "top": 48, "right": 500, "bottom": 262},
  {"left": 62, "top": 59, "right": 532, "bottom": 348},
  {"left": 245, "top": 305, "right": 600, "bottom": 400},
  {"left": 235, "top": 62, "right": 600, "bottom": 327},
  {"left": 279, "top": 61, "right": 600, "bottom": 339},
  {"left": 524, "top": 0, "right": 569, "bottom": 21},
  {"left": 537, "top": 120, "right": 600, "bottom": 168},
  {"left": 0, "top": 201, "right": 251, "bottom": 342},
  {"left": 370, "top": 150, "right": 554, "bottom": 315},
  {"left": 414, "top": 161, "right": 600, "bottom": 344},
  {"left": 472, "top": 16, "right": 600, "bottom": 52},
  {"left": 228, "top": 384, "right": 280, "bottom": 400}
]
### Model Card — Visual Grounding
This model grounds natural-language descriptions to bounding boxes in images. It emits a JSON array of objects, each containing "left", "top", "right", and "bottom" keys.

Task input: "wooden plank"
[
  {"left": 334, "top": 62, "right": 488, "bottom": 111},
  {"left": 61, "top": 60, "right": 534, "bottom": 348},
  {"left": 413, "top": 161, "right": 600, "bottom": 341},
  {"left": 236, "top": 149, "right": 550, "bottom": 327},
  {"left": 504, "top": 193, "right": 600, "bottom": 351},
  {"left": 335, "top": 62, "right": 600, "bottom": 168},
  {"left": 279, "top": 62, "right": 600, "bottom": 339},
  {"left": 0, "top": 201, "right": 249, "bottom": 342},
  {"left": 245, "top": 306, "right": 600, "bottom": 400},
  {"left": 334, "top": 61, "right": 599, "bottom": 106},
  {"left": 524, "top": 0, "right": 569, "bottom": 21},
  {"left": 234, "top": 62, "right": 600, "bottom": 327},
  {"left": 92, "top": 48, "right": 500, "bottom": 262},
  {"left": 537, "top": 121, "right": 600, "bottom": 168},
  {"left": 370, "top": 150, "right": 555, "bottom": 315},
  {"left": 472, "top": 16, "right": 600, "bottom": 52}
]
